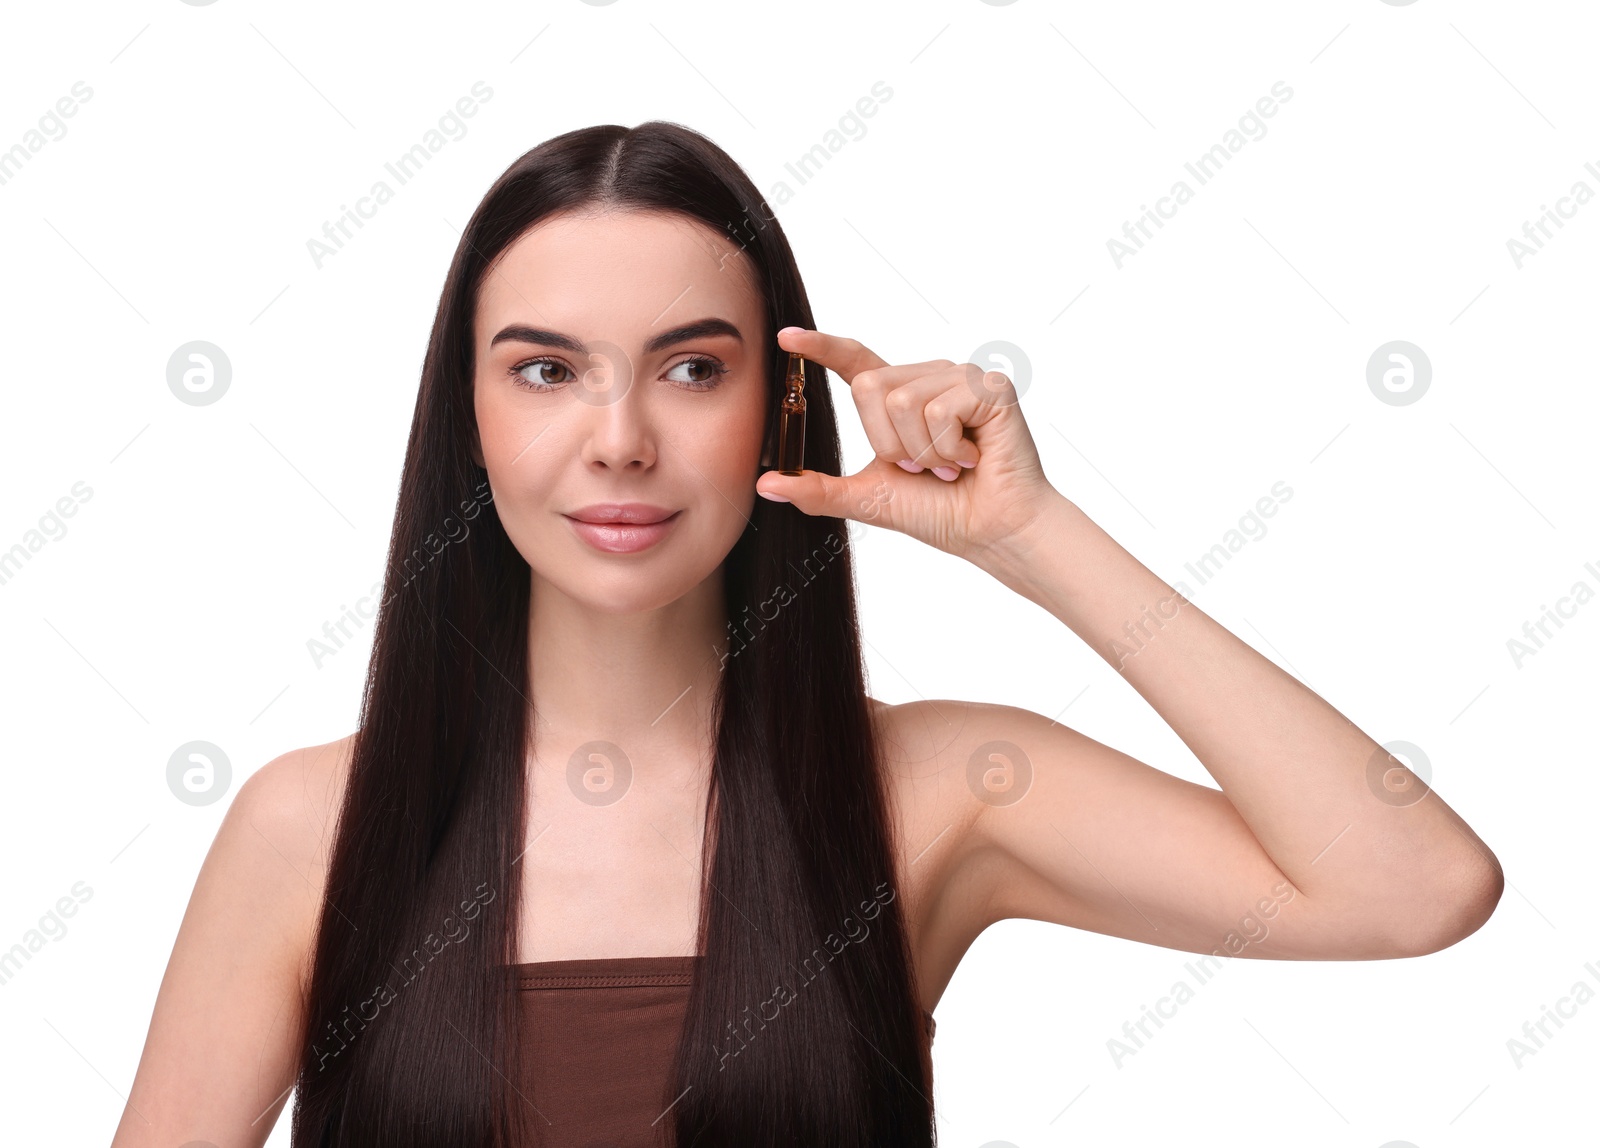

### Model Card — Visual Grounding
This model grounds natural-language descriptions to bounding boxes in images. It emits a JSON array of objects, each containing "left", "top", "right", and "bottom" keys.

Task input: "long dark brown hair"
[{"left": 289, "top": 121, "right": 936, "bottom": 1147}]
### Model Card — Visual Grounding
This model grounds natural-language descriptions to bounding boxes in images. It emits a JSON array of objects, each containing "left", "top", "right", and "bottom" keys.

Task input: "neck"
[{"left": 525, "top": 568, "right": 728, "bottom": 765}]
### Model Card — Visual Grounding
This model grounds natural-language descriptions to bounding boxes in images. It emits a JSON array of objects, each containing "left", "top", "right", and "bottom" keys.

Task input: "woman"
[{"left": 111, "top": 121, "right": 1503, "bottom": 1147}]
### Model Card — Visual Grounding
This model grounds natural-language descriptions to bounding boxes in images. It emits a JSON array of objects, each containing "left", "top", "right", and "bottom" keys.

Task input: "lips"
[
  {"left": 563, "top": 503, "right": 681, "bottom": 554},
  {"left": 565, "top": 503, "right": 678, "bottom": 525}
]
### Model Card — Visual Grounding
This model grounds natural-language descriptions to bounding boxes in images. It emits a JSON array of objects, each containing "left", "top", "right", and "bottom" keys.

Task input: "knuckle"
[
  {"left": 884, "top": 388, "right": 917, "bottom": 416},
  {"left": 854, "top": 367, "right": 884, "bottom": 394}
]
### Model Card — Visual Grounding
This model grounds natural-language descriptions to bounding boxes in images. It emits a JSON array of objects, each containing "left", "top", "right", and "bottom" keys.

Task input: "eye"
[
  {"left": 509, "top": 357, "right": 575, "bottom": 391},
  {"left": 664, "top": 355, "right": 729, "bottom": 391}
]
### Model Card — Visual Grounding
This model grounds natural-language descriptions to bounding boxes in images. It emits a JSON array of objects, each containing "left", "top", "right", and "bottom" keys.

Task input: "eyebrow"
[{"left": 488, "top": 317, "right": 744, "bottom": 355}]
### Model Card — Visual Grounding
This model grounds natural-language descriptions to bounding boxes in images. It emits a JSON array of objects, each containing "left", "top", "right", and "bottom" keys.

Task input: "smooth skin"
[{"left": 111, "top": 208, "right": 1502, "bottom": 1145}]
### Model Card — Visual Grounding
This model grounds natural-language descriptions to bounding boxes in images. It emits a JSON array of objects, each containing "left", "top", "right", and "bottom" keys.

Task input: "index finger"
[{"left": 776, "top": 327, "right": 889, "bottom": 384}]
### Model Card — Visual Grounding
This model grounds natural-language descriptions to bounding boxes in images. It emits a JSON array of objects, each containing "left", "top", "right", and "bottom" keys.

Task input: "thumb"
[{"left": 755, "top": 467, "right": 871, "bottom": 520}]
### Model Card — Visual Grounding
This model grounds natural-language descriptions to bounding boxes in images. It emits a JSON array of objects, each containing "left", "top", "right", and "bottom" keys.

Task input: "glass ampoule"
[{"left": 777, "top": 351, "right": 807, "bottom": 476}]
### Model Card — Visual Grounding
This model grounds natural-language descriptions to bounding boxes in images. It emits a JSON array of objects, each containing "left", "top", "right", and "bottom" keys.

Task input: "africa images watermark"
[
  {"left": 1505, "top": 957, "right": 1600, "bottom": 1069},
  {"left": 715, "top": 528, "right": 854, "bottom": 668},
  {"left": 1110, "top": 480, "right": 1295, "bottom": 670},
  {"left": 1175, "top": 480, "right": 1294, "bottom": 592},
  {"left": 712, "top": 879, "right": 898, "bottom": 1072},
  {"left": 1107, "top": 80, "right": 1294, "bottom": 269},
  {"left": 0, "top": 881, "right": 94, "bottom": 988},
  {"left": 305, "top": 81, "right": 495, "bottom": 270},
  {"left": 1106, "top": 879, "right": 1298, "bottom": 1068},
  {"left": 309, "top": 881, "right": 496, "bottom": 1072},
  {"left": 1503, "top": 557, "right": 1600, "bottom": 669},
  {"left": 0, "top": 480, "right": 93, "bottom": 590},
  {"left": 306, "top": 476, "right": 495, "bottom": 668},
  {"left": 1108, "top": 586, "right": 1192, "bottom": 672},
  {"left": 1504, "top": 157, "right": 1600, "bottom": 270},
  {"left": 0, "top": 80, "right": 93, "bottom": 189},
  {"left": 719, "top": 79, "right": 894, "bottom": 265}
]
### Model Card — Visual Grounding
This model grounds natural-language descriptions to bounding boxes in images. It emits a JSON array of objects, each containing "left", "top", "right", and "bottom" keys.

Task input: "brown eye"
[
  {"left": 666, "top": 356, "right": 729, "bottom": 390},
  {"left": 510, "top": 358, "right": 574, "bottom": 391}
]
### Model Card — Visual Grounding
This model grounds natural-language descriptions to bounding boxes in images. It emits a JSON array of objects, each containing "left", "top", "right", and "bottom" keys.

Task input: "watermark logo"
[
  {"left": 167, "top": 341, "right": 231, "bottom": 406},
  {"left": 965, "top": 340, "right": 1031, "bottom": 406},
  {"left": 1366, "top": 340, "right": 1431, "bottom": 406},
  {"left": 570, "top": 339, "right": 636, "bottom": 407},
  {"left": 1365, "top": 739, "right": 1432, "bottom": 808},
  {"left": 966, "top": 739, "right": 1033, "bottom": 807},
  {"left": 167, "top": 740, "right": 232, "bottom": 806},
  {"left": 567, "top": 740, "right": 632, "bottom": 806},
  {"left": 857, "top": 479, "right": 894, "bottom": 521}
]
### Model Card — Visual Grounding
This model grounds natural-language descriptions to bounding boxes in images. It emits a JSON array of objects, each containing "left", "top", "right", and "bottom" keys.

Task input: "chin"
[{"left": 548, "top": 568, "right": 704, "bottom": 616}]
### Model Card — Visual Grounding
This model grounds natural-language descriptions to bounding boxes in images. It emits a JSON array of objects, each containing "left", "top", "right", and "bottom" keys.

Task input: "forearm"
[{"left": 976, "top": 493, "right": 1501, "bottom": 920}]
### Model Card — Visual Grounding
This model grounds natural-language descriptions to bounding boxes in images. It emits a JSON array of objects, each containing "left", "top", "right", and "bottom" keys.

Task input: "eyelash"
[{"left": 508, "top": 353, "right": 730, "bottom": 393}]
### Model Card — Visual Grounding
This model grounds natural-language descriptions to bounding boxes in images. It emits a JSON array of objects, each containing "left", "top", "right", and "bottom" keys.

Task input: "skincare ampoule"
[{"left": 777, "top": 351, "right": 807, "bottom": 475}]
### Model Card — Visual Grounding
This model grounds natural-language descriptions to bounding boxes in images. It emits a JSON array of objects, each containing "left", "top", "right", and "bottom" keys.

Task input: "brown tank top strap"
[{"left": 512, "top": 954, "right": 698, "bottom": 990}]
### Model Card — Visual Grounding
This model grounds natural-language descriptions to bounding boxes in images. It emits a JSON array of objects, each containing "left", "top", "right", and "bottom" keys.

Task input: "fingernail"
[
  {"left": 932, "top": 466, "right": 958, "bottom": 481},
  {"left": 956, "top": 458, "right": 977, "bottom": 468},
  {"left": 758, "top": 490, "right": 791, "bottom": 502},
  {"left": 896, "top": 459, "right": 923, "bottom": 473}
]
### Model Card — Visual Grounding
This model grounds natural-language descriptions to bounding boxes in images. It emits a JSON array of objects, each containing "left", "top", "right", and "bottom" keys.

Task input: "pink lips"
[{"left": 563, "top": 503, "right": 681, "bottom": 554}]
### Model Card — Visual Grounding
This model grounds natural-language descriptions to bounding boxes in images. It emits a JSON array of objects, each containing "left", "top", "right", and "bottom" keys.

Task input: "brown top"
[{"left": 510, "top": 953, "right": 935, "bottom": 1147}]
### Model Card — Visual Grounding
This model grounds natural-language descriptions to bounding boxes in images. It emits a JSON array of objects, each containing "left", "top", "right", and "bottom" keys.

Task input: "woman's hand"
[{"left": 756, "top": 327, "right": 1061, "bottom": 564}]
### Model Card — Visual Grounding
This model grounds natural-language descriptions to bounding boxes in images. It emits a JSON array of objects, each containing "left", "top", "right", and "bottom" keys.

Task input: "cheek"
[
  {"left": 474, "top": 383, "right": 529, "bottom": 464},
  {"left": 706, "top": 391, "right": 768, "bottom": 473},
  {"left": 473, "top": 386, "right": 561, "bottom": 519}
]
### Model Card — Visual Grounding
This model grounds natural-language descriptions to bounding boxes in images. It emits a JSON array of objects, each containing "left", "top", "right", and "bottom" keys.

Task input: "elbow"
[{"left": 1391, "top": 854, "right": 1505, "bottom": 957}]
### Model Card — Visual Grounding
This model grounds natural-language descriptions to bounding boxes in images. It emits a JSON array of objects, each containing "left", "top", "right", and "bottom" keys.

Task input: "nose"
[{"left": 576, "top": 356, "right": 658, "bottom": 471}]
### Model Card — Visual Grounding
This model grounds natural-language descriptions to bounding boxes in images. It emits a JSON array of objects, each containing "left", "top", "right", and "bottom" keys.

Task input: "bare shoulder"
[
  {"left": 867, "top": 697, "right": 1008, "bottom": 1008},
  {"left": 236, "top": 731, "right": 357, "bottom": 932},
  {"left": 237, "top": 733, "right": 357, "bottom": 897},
  {"left": 868, "top": 694, "right": 1012, "bottom": 842},
  {"left": 110, "top": 732, "right": 357, "bottom": 1146}
]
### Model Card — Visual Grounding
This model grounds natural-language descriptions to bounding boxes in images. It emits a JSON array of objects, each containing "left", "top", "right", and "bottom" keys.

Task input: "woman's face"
[{"left": 471, "top": 207, "right": 770, "bottom": 614}]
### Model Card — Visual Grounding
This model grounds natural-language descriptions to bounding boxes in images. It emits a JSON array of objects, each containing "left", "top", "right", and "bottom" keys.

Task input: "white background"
[{"left": 1, "top": 1, "right": 1595, "bottom": 1144}]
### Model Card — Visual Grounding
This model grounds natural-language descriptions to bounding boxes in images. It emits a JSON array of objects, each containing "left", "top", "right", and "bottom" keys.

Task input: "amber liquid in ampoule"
[{"left": 777, "top": 351, "right": 807, "bottom": 475}]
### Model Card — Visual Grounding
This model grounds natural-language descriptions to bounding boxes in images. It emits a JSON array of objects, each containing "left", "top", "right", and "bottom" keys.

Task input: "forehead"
[{"left": 475, "top": 208, "right": 762, "bottom": 337}]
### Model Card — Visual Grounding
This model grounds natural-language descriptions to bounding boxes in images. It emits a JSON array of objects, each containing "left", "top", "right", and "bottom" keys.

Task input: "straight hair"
[{"left": 290, "top": 120, "right": 936, "bottom": 1147}]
